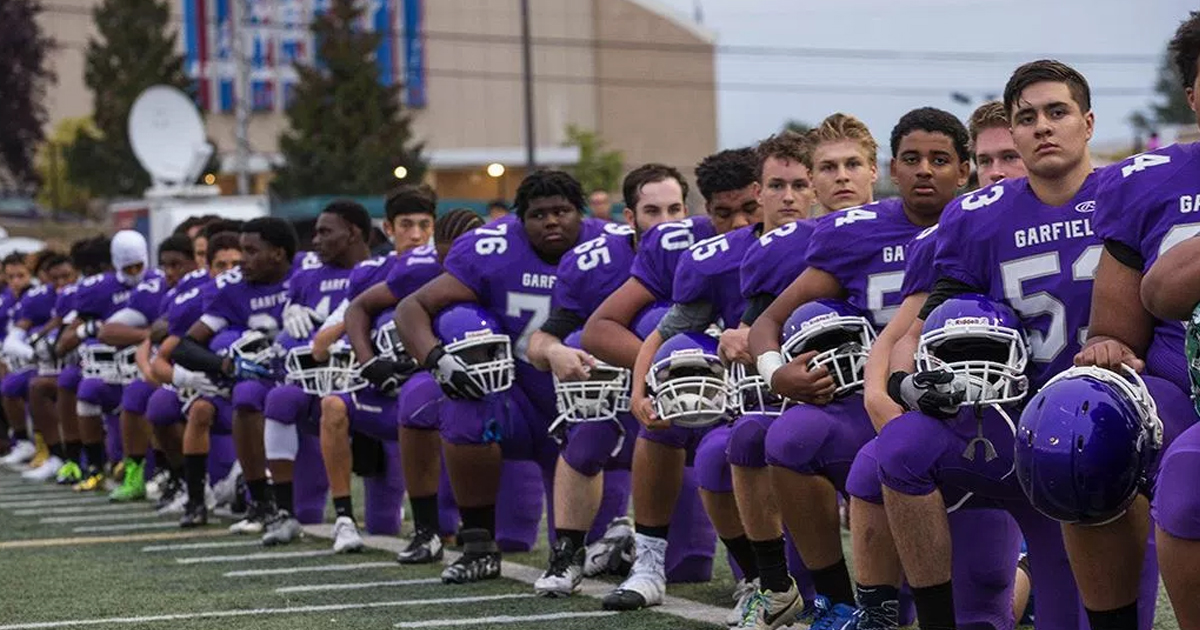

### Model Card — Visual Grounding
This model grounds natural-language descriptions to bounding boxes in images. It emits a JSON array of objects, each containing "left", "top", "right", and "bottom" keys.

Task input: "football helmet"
[
  {"left": 433, "top": 303, "right": 514, "bottom": 395},
  {"left": 632, "top": 303, "right": 671, "bottom": 340},
  {"left": 35, "top": 330, "right": 71, "bottom": 376},
  {"left": 647, "top": 332, "right": 729, "bottom": 428},
  {"left": 284, "top": 341, "right": 366, "bottom": 396},
  {"left": 780, "top": 299, "right": 875, "bottom": 397},
  {"left": 228, "top": 330, "right": 277, "bottom": 366},
  {"left": 79, "top": 342, "right": 138, "bottom": 385},
  {"left": 917, "top": 294, "right": 1029, "bottom": 407},
  {"left": 728, "top": 362, "right": 787, "bottom": 416},
  {"left": 374, "top": 313, "right": 418, "bottom": 374},
  {"left": 554, "top": 330, "right": 631, "bottom": 424},
  {"left": 1015, "top": 365, "right": 1163, "bottom": 525}
]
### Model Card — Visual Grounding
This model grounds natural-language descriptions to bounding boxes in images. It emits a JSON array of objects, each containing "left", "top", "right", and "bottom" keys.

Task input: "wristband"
[
  {"left": 757, "top": 351, "right": 785, "bottom": 392},
  {"left": 887, "top": 371, "right": 909, "bottom": 409}
]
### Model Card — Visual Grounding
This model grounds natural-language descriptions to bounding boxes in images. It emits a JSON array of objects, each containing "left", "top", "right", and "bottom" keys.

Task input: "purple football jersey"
[
  {"left": 348, "top": 252, "right": 398, "bottom": 300},
  {"left": 201, "top": 268, "right": 289, "bottom": 335},
  {"left": 629, "top": 216, "right": 716, "bottom": 302},
  {"left": 740, "top": 220, "right": 815, "bottom": 300},
  {"left": 553, "top": 225, "right": 637, "bottom": 318},
  {"left": 384, "top": 245, "right": 440, "bottom": 301},
  {"left": 805, "top": 198, "right": 925, "bottom": 329},
  {"left": 12, "top": 284, "right": 56, "bottom": 328},
  {"left": 899, "top": 225, "right": 940, "bottom": 298},
  {"left": 167, "top": 279, "right": 215, "bottom": 338},
  {"left": 672, "top": 224, "right": 758, "bottom": 328},
  {"left": 935, "top": 173, "right": 1103, "bottom": 388},
  {"left": 1094, "top": 143, "right": 1200, "bottom": 391},
  {"left": 53, "top": 282, "right": 79, "bottom": 320},
  {"left": 75, "top": 272, "right": 141, "bottom": 320},
  {"left": 287, "top": 260, "right": 354, "bottom": 339},
  {"left": 125, "top": 277, "right": 170, "bottom": 323},
  {"left": 0, "top": 287, "right": 17, "bottom": 332}
]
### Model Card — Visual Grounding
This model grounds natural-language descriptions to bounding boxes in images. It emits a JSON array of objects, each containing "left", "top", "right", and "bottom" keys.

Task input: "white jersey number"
[
  {"left": 506, "top": 292, "right": 551, "bottom": 362},
  {"left": 1000, "top": 244, "right": 1101, "bottom": 362}
]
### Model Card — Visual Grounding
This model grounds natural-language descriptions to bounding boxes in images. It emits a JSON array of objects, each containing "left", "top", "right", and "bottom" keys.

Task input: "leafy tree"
[
  {"left": 1130, "top": 49, "right": 1194, "bottom": 134},
  {"left": 64, "top": 0, "right": 189, "bottom": 198},
  {"left": 35, "top": 117, "right": 98, "bottom": 214},
  {"left": 563, "top": 125, "right": 623, "bottom": 194},
  {"left": 272, "top": 0, "right": 425, "bottom": 198},
  {"left": 0, "top": 0, "right": 54, "bottom": 187}
]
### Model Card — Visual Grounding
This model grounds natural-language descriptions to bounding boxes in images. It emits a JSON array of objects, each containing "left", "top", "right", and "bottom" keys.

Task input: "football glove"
[
  {"left": 173, "top": 364, "right": 218, "bottom": 391},
  {"left": 283, "top": 303, "right": 320, "bottom": 339},
  {"left": 424, "top": 345, "right": 485, "bottom": 400},
  {"left": 888, "top": 370, "right": 965, "bottom": 420},
  {"left": 359, "top": 357, "right": 406, "bottom": 395},
  {"left": 2, "top": 329, "right": 34, "bottom": 362},
  {"left": 76, "top": 319, "right": 101, "bottom": 340}
]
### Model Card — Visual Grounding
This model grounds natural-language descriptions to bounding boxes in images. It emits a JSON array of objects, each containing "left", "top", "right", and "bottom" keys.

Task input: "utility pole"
[
  {"left": 520, "top": 0, "right": 536, "bottom": 171},
  {"left": 231, "top": 0, "right": 251, "bottom": 194}
]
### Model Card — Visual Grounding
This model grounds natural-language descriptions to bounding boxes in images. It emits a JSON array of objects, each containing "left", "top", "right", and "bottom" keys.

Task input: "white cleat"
[
  {"left": 734, "top": 580, "right": 804, "bottom": 630},
  {"left": 21, "top": 455, "right": 63, "bottom": 481},
  {"left": 144, "top": 469, "right": 171, "bottom": 501},
  {"left": 728, "top": 578, "right": 760, "bottom": 627},
  {"left": 1, "top": 440, "right": 36, "bottom": 469},
  {"left": 601, "top": 533, "right": 667, "bottom": 611},
  {"left": 583, "top": 516, "right": 635, "bottom": 577},
  {"left": 261, "top": 510, "right": 301, "bottom": 546},
  {"left": 229, "top": 501, "right": 271, "bottom": 535},
  {"left": 212, "top": 462, "right": 242, "bottom": 508},
  {"left": 331, "top": 516, "right": 364, "bottom": 553},
  {"left": 534, "top": 537, "right": 585, "bottom": 597}
]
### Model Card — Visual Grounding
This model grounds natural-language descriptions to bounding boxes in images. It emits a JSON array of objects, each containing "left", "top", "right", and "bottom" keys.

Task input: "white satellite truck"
[{"left": 111, "top": 85, "right": 267, "bottom": 257}]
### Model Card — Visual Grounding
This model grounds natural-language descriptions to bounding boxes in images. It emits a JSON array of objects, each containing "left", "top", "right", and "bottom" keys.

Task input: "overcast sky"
[{"left": 655, "top": 0, "right": 1194, "bottom": 150}]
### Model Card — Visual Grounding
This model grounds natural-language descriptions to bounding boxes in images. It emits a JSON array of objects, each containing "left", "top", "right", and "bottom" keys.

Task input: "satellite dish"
[{"left": 128, "top": 85, "right": 213, "bottom": 188}]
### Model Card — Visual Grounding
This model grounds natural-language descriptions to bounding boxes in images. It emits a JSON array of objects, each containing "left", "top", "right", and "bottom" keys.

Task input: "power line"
[{"left": 38, "top": 2, "right": 1161, "bottom": 65}]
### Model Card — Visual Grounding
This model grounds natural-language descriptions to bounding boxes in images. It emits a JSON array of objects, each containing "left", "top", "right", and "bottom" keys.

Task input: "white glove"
[
  {"left": 2, "top": 329, "right": 34, "bottom": 362},
  {"left": 283, "top": 303, "right": 319, "bottom": 339},
  {"left": 173, "top": 364, "right": 217, "bottom": 392}
]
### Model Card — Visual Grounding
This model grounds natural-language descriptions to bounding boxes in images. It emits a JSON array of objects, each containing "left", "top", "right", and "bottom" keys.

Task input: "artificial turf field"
[{"left": 0, "top": 469, "right": 1180, "bottom": 630}]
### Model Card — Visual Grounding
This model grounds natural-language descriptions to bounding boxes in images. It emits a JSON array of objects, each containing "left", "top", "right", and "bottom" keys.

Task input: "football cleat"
[
  {"left": 153, "top": 476, "right": 185, "bottom": 512},
  {"left": 108, "top": 458, "right": 146, "bottom": 502},
  {"left": 23, "top": 455, "right": 64, "bottom": 482},
  {"left": 179, "top": 502, "right": 208, "bottom": 528},
  {"left": 73, "top": 467, "right": 106, "bottom": 492},
  {"left": 397, "top": 526, "right": 444, "bottom": 564},
  {"left": 27, "top": 434, "right": 50, "bottom": 469},
  {"left": 0, "top": 440, "right": 36, "bottom": 469},
  {"left": 212, "top": 463, "right": 243, "bottom": 508},
  {"left": 602, "top": 533, "right": 667, "bottom": 611},
  {"left": 805, "top": 596, "right": 865, "bottom": 630},
  {"left": 331, "top": 516, "right": 364, "bottom": 553},
  {"left": 261, "top": 510, "right": 302, "bottom": 546},
  {"left": 583, "top": 516, "right": 635, "bottom": 577},
  {"left": 534, "top": 537, "right": 584, "bottom": 597},
  {"left": 144, "top": 468, "right": 172, "bottom": 501},
  {"left": 440, "top": 528, "right": 501, "bottom": 584},
  {"left": 229, "top": 501, "right": 272, "bottom": 535},
  {"left": 728, "top": 578, "right": 760, "bottom": 626},
  {"left": 735, "top": 580, "right": 804, "bottom": 630}
]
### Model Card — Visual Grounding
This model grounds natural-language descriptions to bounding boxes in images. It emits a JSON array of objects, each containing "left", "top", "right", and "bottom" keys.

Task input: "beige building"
[{"left": 39, "top": 0, "right": 718, "bottom": 203}]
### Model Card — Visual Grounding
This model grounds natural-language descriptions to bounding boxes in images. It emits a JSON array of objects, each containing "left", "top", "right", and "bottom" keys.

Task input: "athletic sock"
[
  {"left": 634, "top": 522, "right": 669, "bottom": 540},
  {"left": 12, "top": 428, "right": 28, "bottom": 442},
  {"left": 272, "top": 481, "right": 293, "bottom": 513},
  {"left": 722, "top": 535, "right": 760, "bottom": 582},
  {"left": 184, "top": 454, "right": 207, "bottom": 507},
  {"left": 555, "top": 528, "right": 587, "bottom": 551},
  {"left": 811, "top": 558, "right": 855, "bottom": 606},
  {"left": 459, "top": 505, "right": 496, "bottom": 539},
  {"left": 751, "top": 537, "right": 789, "bottom": 592},
  {"left": 82, "top": 442, "right": 105, "bottom": 470},
  {"left": 912, "top": 581, "right": 957, "bottom": 630},
  {"left": 409, "top": 494, "right": 438, "bottom": 532},
  {"left": 246, "top": 478, "right": 270, "bottom": 505},
  {"left": 1086, "top": 602, "right": 1138, "bottom": 630},
  {"left": 49, "top": 443, "right": 65, "bottom": 460},
  {"left": 333, "top": 496, "right": 354, "bottom": 521},
  {"left": 65, "top": 440, "right": 83, "bottom": 463},
  {"left": 856, "top": 583, "right": 900, "bottom": 630}
]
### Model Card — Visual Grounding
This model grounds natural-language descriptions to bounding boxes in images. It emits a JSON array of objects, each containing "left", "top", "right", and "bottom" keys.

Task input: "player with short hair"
[
  {"left": 808, "top": 113, "right": 879, "bottom": 214},
  {"left": 968, "top": 101, "right": 1028, "bottom": 186},
  {"left": 0, "top": 251, "right": 36, "bottom": 458}
]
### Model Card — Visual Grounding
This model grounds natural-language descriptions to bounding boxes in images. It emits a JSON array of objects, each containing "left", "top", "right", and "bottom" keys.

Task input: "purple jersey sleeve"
[
  {"left": 203, "top": 270, "right": 247, "bottom": 329},
  {"left": 0, "top": 288, "right": 15, "bottom": 332},
  {"left": 75, "top": 272, "right": 136, "bottom": 320},
  {"left": 348, "top": 252, "right": 400, "bottom": 300},
  {"left": 167, "top": 281, "right": 213, "bottom": 337},
  {"left": 552, "top": 227, "right": 637, "bottom": 318},
  {"left": 53, "top": 283, "right": 78, "bottom": 320},
  {"left": 126, "top": 277, "right": 168, "bottom": 322},
  {"left": 13, "top": 285, "right": 56, "bottom": 327},
  {"left": 899, "top": 225, "right": 940, "bottom": 298},
  {"left": 672, "top": 225, "right": 757, "bottom": 327},
  {"left": 629, "top": 216, "right": 716, "bottom": 302},
  {"left": 384, "top": 246, "right": 442, "bottom": 300},
  {"left": 740, "top": 220, "right": 814, "bottom": 299},
  {"left": 804, "top": 198, "right": 922, "bottom": 328}
]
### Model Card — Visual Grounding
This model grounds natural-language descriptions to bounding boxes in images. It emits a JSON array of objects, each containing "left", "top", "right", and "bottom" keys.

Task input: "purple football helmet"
[
  {"left": 917, "top": 294, "right": 1029, "bottom": 407},
  {"left": 780, "top": 299, "right": 875, "bottom": 397},
  {"left": 1015, "top": 365, "right": 1164, "bottom": 525},
  {"left": 632, "top": 302, "right": 671, "bottom": 340},
  {"left": 373, "top": 308, "right": 418, "bottom": 377},
  {"left": 434, "top": 303, "right": 514, "bottom": 395},
  {"left": 79, "top": 342, "right": 138, "bottom": 385},
  {"left": 647, "top": 331, "right": 729, "bottom": 428},
  {"left": 554, "top": 329, "right": 631, "bottom": 424}
]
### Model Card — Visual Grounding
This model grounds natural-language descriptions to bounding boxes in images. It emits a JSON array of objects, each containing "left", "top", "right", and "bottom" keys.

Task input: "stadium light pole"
[{"left": 520, "top": 0, "right": 536, "bottom": 171}]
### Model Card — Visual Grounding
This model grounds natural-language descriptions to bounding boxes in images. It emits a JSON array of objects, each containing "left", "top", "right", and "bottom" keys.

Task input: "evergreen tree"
[
  {"left": 1130, "top": 48, "right": 1193, "bottom": 134},
  {"left": 272, "top": 0, "right": 425, "bottom": 198},
  {"left": 64, "top": 0, "right": 189, "bottom": 197},
  {"left": 0, "top": 0, "right": 54, "bottom": 187}
]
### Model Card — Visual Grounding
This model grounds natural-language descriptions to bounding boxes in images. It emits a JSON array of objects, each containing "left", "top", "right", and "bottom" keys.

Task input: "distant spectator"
[
  {"left": 487, "top": 199, "right": 510, "bottom": 223},
  {"left": 1147, "top": 131, "right": 1162, "bottom": 151},
  {"left": 589, "top": 189, "right": 613, "bottom": 221}
]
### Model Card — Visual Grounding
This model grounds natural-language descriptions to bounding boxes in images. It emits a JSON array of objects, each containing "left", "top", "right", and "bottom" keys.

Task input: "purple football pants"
[
  {"left": 398, "top": 372, "right": 442, "bottom": 430},
  {"left": 764, "top": 393, "right": 876, "bottom": 490},
  {"left": 121, "top": 379, "right": 157, "bottom": 416},
  {"left": 1151, "top": 377, "right": 1200, "bottom": 540},
  {"left": 1, "top": 369, "right": 34, "bottom": 398},
  {"left": 560, "top": 413, "right": 639, "bottom": 476},
  {"left": 57, "top": 364, "right": 82, "bottom": 391}
]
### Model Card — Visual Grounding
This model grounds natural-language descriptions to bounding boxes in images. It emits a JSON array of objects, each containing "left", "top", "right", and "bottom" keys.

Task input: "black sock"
[
  {"left": 410, "top": 494, "right": 438, "bottom": 532},
  {"left": 65, "top": 440, "right": 82, "bottom": 463},
  {"left": 184, "top": 454, "right": 207, "bottom": 507},
  {"left": 555, "top": 528, "right": 587, "bottom": 551},
  {"left": 83, "top": 442, "right": 105, "bottom": 470},
  {"left": 49, "top": 443, "right": 65, "bottom": 459},
  {"left": 246, "top": 478, "right": 270, "bottom": 504},
  {"left": 722, "top": 535, "right": 760, "bottom": 582},
  {"left": 635, "top": 522, "right": 669, "bottom": 540},
  {"left": 459, "top": 505, "right": 496, "bottom": 538},
  {"left": 811, "top": 558, "right": 855, "bottom": 606},
  {"left": 1086, "top": 603, "right": 1138, "bottom": 630},
  {"left": 169, "top": 464, "right": 185, "bottom": 480},
  {"left": 130, "top": 454, "right": 145, "bottom": 465},
  {"left": 751, "top": 537, "right": 789, "bottom": 592},
  {"left": 333, "top": 495, "right": 354, "bottom": 521},
  {"left": 273, "top": 481, "right": 293, "bottom": 513},
  {"left": 152, "top": 449, "right": 166, "bottom": 467},
  {"left": 856, "top": 583, "right": 900, "bottom": 630},
  {"left": 912, "top": 581, "right": 956, "bottom": 630},
  {"left": 12, "top": 428, "right": 28, "bottom": 442}
]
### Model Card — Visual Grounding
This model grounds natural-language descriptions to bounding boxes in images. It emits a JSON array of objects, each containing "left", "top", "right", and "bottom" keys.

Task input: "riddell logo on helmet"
[
  {"left": 464, "top": 329, "right": 494, "bottom": 338},
  {"left": 800, "top": 313, "right": 837, "bottom": 329},
  {"left": 946, "top": 316, "right": 995, "bottom": 327}
]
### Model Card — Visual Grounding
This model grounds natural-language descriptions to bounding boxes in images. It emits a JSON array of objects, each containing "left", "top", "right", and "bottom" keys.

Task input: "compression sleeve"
[{"left": 917, "top": 277, "right": 985, "bottom": 320}]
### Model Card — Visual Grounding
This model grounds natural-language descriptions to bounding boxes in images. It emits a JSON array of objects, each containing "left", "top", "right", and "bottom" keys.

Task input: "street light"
[
  {"left": 487, "top": 163, "right": 505, "bottom": 178},
  {"left": 393, "top": 166, "right": 409, "bottom": 180}
]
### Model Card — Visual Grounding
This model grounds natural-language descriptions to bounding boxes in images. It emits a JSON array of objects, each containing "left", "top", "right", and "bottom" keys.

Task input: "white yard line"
[
  {"left": 41, "top": 512, "right": 162, "bottom": 524},
  {"left": 224, "top": 561, "right": 397, "bottom": 577},
  {"left": 13, "top": 503, "right": 146, "bottom": 516},
  {"left": 0, "top": 497, "right": 108, "bottom": 509},
  {"left": 175, "top": 549, "right": 335, "bottom": 564},
  {"left": 0, "top": 529, "right": 227, "bottom": 550},
  {"left": 0, "top": 594, "right": 536, "bottom": 630},
  {"left": 142, "top": 540, "right": 262, "bottom": 552},
  {"left": 393, "top": 611, "right": 619, "bottom": 628},
  {"left": 275, "top": 578, "right": 441, "bottom": 593},
  {"left": 72, "top": 522, "right": 178, "bottom": 533}
]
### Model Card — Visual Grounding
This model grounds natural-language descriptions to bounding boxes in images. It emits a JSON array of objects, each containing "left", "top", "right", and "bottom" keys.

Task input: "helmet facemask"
[
  {"left": 782, "top": 315, "right": 874, "bottom": 397},
  {"left": 648, "top": 349, "right": 729, "bottom": 428}
]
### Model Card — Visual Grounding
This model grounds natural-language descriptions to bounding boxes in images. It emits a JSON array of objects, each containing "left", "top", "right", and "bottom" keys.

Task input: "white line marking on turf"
[
  {"left": 275, "top": 578, "right": 441, "bottom": 593},
  {"left": 73, "top": 522, "right": 178, "bottom": 533},
  {"left": 41, "top": 512, "right": 162, "bottom": 524},
  {"left": 175, "top": 549, "right": 334, "bottom": 564},
  {"left": 0, "top": 497, "right": 108, "bottom": 508},
  {"left": 0, "top": 487, "right": 71, "bottom": 497},
  {"left": 13, "top": 503, "right": 147, "bottom": 516},
  {"left": 142, "top": 540, "right": 262, "bottom": 552},
  {"left": 0, "top": 529, "right": 227, "bottom": 549},
  {"left": 0, "top": 594, "right": 535, "bottom": 630},
  {"left": 393, "top": 611, "right": 619, "bottom": 628},
  {"left": 225, "top": 561, "right": 396, "bottom": 577}
]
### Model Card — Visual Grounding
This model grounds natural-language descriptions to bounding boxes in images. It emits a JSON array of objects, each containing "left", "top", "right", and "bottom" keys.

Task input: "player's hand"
[
  {"left": 547, "top": 345, "right": 595, "bottom": 382},
  {"left": 631, "top": 392, "right": 669, "bottom": 431},
  {"left": 360, "top": 357, "right": 405, "bottom": 395},
  {"left": 172, "top": 365, "right": 218, "bottom": 392},
  {"left": 2, "top": 332, "right": 34, "bottom": 362},
  {"left": 1074, "top": 337, "right": 1145, "bottom": 373},
  {"left": 718, "top": 328, "right": 753, "bottom": 366},
  {"left": 424, "top": 345, "right": 485, "bottom": 400},
  {"left": 76, "top": 320, "right": 101, "bottom": 340},
  {"left": 31, "top": 334, "right": 54, "bottom": 362},
  {"left": 283, "top": 304, "right": 318, "bottom": 339},
  {"left": 888, "top": 370, "right": 964, "bottom": 419},
  {"left": 769, "top": 351, "right": 835, "bottom": 404}
]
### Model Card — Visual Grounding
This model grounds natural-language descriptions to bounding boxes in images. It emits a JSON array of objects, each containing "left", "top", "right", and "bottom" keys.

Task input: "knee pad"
[
  {"left": 694, "top": 426, "right": 733, "bottom": 493},
  {"left": 764, "top": 407, "right": 835, "bottom": 474},
  {"left": 263, "top": 385, "right": 311, "bottom": 426},
  {"left": 146, "top": 389, "right": 184, "bottom": 427},
  {"left": 845, "top": 439, "right": 884, "bottom": 504},
  {"left": 232, "top": 379, "right": 270, "bottom": 412},
  {"left": 727, "top": 413, "right": 771, "bottom": 469},
  {"left": 398, "top": 372, "right": 442, "bottom": 430},
  {"left": 561, "top": 421, "right": 622, "bottom": 477},
  {"left": 264, "top": 418, "right": 300, "bottom": 461},
  {"left": 875, "top": 412, "right": 945, "bottom": 497}
]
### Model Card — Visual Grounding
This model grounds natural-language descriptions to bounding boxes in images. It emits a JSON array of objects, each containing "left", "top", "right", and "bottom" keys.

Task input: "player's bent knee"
[
  {"left": 1153, "top": 429, "right": 1200, "bottom": 540},
  {"left": 320, "top": 395, "right": 349, "bottom": 431}
]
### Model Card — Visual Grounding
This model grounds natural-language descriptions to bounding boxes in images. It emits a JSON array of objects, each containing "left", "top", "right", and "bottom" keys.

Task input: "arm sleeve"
[
  {"left": 739, "top": 293, "right": 776, "bottom": 326},
  {"left": 539, "top": 307, "right": 586, "bottom": 340},
  {"left": 1104, "top": 239, "right": 1145, "bottom": 271},
  {"left": 918, "top": 277, "right": 985, "bottom": 320},
  {"left": 173, "top": 336, "right": 227, "bottom": 374},
  {"left": 656, "top": 301, "right": 715, "bottom": 341}
]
